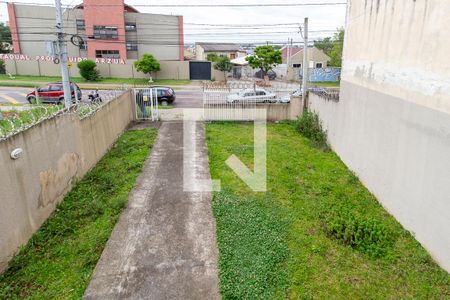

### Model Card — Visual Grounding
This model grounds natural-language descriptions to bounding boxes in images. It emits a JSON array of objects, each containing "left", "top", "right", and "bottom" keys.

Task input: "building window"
[
  {"left": 125, "top": 23, "right": 137, "bottom": 32},
  {"left": 293, "top": 63, "right": 301, "bottom": 68},
  {"left": 93, "top": 26, "right": 118, "bottom": 40},
  {"left": 96, "top": 50, "right": 120, "bottom": 58},
  {"left": 315, "top": 62, "right": 323, "bottom": 68},
  {"left": 79, "top": 41, "right": 87, "bottom": 50},
  {"left": 126, "top": 42, "right": 138, "bottom": 51},
  {"left": 230, "top": 53, "right": 236, "bottom": 59},
  {"left": 76, "top": 19, "right": 85, "bottom": 30},
  {"left": 49, "top": 85, "right": 63, "bottom": 91}
]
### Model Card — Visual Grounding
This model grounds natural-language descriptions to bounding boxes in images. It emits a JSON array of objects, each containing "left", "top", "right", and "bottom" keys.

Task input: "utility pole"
[
  {"left": 55, "top": 0, "right": 72, "bottom": 108},
  {"left": 290, "top": 38, "right": 293, "bottom": 68},
  {"left": 286, "top": 38, "right": 291, "bottom": 81},
  {"left": 302, "top": 17, "right": 308, "bottom": 109}
]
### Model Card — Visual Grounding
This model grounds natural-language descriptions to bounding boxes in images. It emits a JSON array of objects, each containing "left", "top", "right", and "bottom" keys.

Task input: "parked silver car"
[
  {"left": 226, "top": 89, "right": 277, "bottom": 103},
  {"left": 279, "top": 88, "right": 304, "bottom": 103}
]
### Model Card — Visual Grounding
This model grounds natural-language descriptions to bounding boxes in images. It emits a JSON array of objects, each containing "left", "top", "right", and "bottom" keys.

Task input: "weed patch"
[
  {"left": 324, "top": 204, "right": 396, "bottom": 258},
  {"left": 295, "top": 111, "right": 328, "bottom": 150}
]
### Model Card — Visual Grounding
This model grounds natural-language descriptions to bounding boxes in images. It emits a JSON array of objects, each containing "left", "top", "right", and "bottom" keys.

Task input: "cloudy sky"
[{"left": 0, "top": 0, "right": 347, "bottom": 45}]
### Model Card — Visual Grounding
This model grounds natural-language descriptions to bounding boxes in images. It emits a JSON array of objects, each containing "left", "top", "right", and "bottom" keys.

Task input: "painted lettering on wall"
[{"left": 0, "top": 54, "right": 126, "bottom": 65}]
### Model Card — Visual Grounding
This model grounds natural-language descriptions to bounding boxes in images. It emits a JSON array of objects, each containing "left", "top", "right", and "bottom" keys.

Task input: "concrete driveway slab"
[{"left": 84, "top": 122, "right": 220, "bottom": 300}]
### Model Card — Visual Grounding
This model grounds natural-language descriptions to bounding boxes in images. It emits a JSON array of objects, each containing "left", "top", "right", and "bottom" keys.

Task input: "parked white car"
[
  {"left": 226, "top": 89, "right": 277, "bottom": 103},
  {"left": 279, "top": 88, "right": 303, "bottom": 103}
]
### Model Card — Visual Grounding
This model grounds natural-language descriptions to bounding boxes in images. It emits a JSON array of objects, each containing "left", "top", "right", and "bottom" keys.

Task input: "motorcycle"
[{"left": 88, "top": 90, "right": 102, "bottom": 104}]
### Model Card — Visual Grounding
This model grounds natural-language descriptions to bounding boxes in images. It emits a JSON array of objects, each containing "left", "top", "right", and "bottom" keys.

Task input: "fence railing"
[
  {"left": 203, "top": 81, "right": 298, "bottom": 121},
  {"left": 309, "top": 87, "right": 340, "bottom": 101},
  {"left": 133, "top": 88, "right": 159, "bottom": 121}
]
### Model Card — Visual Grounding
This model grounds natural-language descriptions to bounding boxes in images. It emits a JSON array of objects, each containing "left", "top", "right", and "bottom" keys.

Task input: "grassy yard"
[
  {"left": 0, "top": 128, "right": 157, "bottom": 299},
  {"left": 310, "top": 81, "right": 340, "bottom": 88},
  {"left": 0, "top": 75, "right": 191, "bottom": 86},
  {"left": 206, "top": 122, "right": 449, "bottom": 299}
]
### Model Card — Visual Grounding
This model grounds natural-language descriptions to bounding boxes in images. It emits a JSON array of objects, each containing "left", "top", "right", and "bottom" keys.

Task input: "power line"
[
  {"left": 13, "top": 16, "right": 337, "bottom": 30},
  {"left": 2, "top": 1, "right": 347, "bottom": 8},
  {"left": 9, "top": 28, "right": 339, "bottom": 35}
]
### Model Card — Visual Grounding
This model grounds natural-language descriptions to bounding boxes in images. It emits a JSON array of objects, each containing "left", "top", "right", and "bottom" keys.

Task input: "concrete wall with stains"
[
  {"left": 0, "top": 90, "right": 134, "bottom": 272},
  {"left": 309, "top": 0, "right": 450, "bottom": 272},
  {"left": 4, "top": 59, "right": 191, "bottom": 80}
]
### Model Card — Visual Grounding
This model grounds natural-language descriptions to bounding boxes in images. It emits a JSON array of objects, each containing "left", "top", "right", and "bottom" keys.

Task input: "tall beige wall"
[
  {"left": 5, "top": 60, "right": 190, "bottom": 80},
  {"left": 0, "top": 91, "right": 134, "bottom": 273},
  {"left": 310, "top": 0, "right": 450, "bottom": 272}
]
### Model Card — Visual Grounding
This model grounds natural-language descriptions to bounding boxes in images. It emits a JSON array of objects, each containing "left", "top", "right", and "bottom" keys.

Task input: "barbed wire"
[
  {"left": 309, "top": 87, "right": 340, "bottom": 101},
  {"left": 0, "top": 88, "right": 127, "bottom": 141}
]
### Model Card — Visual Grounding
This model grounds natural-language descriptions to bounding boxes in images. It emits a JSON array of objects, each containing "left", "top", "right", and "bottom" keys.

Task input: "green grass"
[
  {"left": 0, "top": 81, "right": 41, "bottom": 88},
  {"left": 0, "top": 75, "right": 191, "bottom": 86},
  {"left": 0, "top": 128, "right": 158, "bottom": 299},
  {"left": 310, "top": 81, "right": 340, "bottom": 87},
  {"left": 206, "top": 122, "right": 450, "bottom": 299}
]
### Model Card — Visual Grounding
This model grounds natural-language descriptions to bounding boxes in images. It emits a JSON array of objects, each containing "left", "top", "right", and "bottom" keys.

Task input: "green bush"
[
  {"left": 206, "top": 53, "right": 219, "bottom": 62},
  {"left": 325, "top": 207, "right": 396, "bottom": 258},
  {"left": 0, "top": 59, "right": 4, "bottom": 70},
  {"left": 295, "top": 111, "right": 328, "bottom": 149},
  {"left": 77, "top": 59, "right": 100, "bottom": 81}
]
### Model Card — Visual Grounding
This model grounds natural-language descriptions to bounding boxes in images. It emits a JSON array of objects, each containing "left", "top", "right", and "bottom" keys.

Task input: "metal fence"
[
  {"left": 133, "top": 88, "right": 159, "bottom": 121},
  {"left": 309, "top": 87, "right": 340, "bottom": 102},
  {"left": 203, "top": 81, "right": 299, "bottom": 121}
]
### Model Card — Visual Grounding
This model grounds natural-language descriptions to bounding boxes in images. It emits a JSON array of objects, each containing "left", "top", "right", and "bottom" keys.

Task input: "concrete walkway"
[{"left": 84, "top": 122, "right": 220, "bottom": 300}]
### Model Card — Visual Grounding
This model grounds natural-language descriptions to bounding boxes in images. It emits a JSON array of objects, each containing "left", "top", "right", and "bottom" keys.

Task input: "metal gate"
[
  {"left": 189, "top": 61, "right": 211, "bottom": 80},
  {"left": 203, "top": 82, "right": 299, "bottom": 121},
  {"left": 134, "top": 88, "right": 159, "bottom": 121}
]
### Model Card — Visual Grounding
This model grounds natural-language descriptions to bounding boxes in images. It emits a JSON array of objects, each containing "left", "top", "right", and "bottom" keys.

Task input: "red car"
[{"left": 27, "top": 83, "right": 82, "bottom": 104}]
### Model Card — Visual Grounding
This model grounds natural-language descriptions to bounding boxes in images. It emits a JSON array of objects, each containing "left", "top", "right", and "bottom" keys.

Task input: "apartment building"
[{"left": 7, "top": 0, "right": 184, "bottom": 61}]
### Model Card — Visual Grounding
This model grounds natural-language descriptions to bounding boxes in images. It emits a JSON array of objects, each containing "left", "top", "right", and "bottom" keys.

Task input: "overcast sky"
[{"left": 0, "top": 0, "right": 347, "bottom": 45}]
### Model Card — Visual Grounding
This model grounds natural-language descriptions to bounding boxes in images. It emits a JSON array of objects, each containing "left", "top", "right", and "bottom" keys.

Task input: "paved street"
[
  {"left": 0, "top": 86, "right": 29, "bottom": 104},
  {"left": 0, "top": 85, "right": 203, "bottom": 107},
  {"left": 173, "top": 86, "right": 203, "bottom": 108}
]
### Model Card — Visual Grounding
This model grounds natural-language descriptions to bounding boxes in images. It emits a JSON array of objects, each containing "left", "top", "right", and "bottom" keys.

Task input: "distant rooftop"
[{"left": 196, "top": 43, "right": 244, "bottom": 52}]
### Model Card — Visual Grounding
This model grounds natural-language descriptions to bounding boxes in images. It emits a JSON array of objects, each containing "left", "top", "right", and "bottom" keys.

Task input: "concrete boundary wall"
[
  {"left": 309, "top": 84, "right": 450, "bottom": 272},
  {"left": 0, "top": 90, "right": 134, "bottom": 273},
  {"left": 5, "top": 60, "right": 190, "bottom": 80}
]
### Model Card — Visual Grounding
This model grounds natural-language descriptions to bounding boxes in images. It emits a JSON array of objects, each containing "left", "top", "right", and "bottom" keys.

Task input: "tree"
[
  {"left": 314, "top": 37, "right": 334, "bottom": 56},
  {"left": 77, "top": 59, "right": 100, "bottom": 81},
  {"left": 134, "top": 53, "right": 161, "bottom": 79},
  {"left": 245, "top": 45, "right": 282, "bottom": 77},
  {"left": 213, "top": 57, "right": 233, "bottom": 83},
  {"left": 0, "top": 22, "right": 12, "bottom": 53},
  {"left": 206, "top": 53, "right": 219, "bottom": 62},
  {"left": 314, "top": 28, "right": 344, "bottom": 67},
  {"left": 329, "top": 29, "right": 344, "bottom": 67}
]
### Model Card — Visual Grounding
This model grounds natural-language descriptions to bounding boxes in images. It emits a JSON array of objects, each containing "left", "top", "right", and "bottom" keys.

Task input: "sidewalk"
[{"left": 83, "top": 121, "right": 220, "bottom": 299}]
